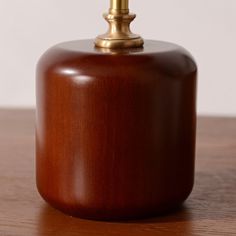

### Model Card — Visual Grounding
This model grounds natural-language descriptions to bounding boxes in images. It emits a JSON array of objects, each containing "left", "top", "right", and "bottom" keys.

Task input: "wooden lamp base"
[{"left": 36, "top": 39, "right": 197, "bottom": 220}]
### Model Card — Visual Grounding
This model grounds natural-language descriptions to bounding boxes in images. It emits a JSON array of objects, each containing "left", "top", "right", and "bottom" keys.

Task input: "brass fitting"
[{"left": 95, "top": 0, "right": 144, "bottom": 49}]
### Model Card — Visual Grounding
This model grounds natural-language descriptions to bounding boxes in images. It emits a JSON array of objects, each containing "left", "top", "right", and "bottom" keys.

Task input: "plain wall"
[{"left": 0, "top": 0, "right": 235, "bottom": 116}]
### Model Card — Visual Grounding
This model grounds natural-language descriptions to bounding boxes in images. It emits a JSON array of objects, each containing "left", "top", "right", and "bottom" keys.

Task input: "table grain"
[{"left": 0, "top": 109, "right": 235, "bottom": 236}]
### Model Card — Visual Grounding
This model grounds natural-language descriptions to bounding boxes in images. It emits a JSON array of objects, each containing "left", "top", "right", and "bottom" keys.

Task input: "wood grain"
[{"left": 0, "top": 109, "right": 236, "bottom": 235}]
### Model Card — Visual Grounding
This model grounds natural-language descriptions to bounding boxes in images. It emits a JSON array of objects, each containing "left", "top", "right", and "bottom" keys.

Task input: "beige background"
[{"left": 0, "top": 0, "right": 235, "bottom": 115}]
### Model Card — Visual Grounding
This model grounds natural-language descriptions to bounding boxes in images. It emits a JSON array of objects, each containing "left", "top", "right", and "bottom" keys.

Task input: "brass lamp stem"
[{"left": 95, "top": 0, "right": 144, "bottom": 49}]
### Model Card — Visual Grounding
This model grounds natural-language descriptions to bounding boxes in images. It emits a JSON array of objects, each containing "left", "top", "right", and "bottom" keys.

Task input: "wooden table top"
[{"left": 0, "top": 109, "right": 235, "bottom": 236}]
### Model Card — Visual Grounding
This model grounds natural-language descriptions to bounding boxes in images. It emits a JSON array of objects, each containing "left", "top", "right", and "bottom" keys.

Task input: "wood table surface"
[{"left": 0, "top": 109, "right": 235, "bottom": 236}]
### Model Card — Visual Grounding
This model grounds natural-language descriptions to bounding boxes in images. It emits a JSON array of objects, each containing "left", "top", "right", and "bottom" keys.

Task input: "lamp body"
[{"left": 36, "top": 40, "right": 197, "bottom": 220}]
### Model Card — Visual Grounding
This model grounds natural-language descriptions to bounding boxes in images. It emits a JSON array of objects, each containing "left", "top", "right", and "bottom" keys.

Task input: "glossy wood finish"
[
  {"left": 36, "top": 40, "right": 197, "bottom": 220},
  {"left": 1, "top": 110, "right": 236, "bottom": 235}
]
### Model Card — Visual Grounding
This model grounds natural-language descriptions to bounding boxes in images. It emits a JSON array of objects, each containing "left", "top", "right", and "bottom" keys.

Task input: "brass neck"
[
  {"left": 95, "top": 0, "right": 144, "bottom": 49},
  {"left": 110, "top": 0, "right": 128, "bottom": 11}
]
